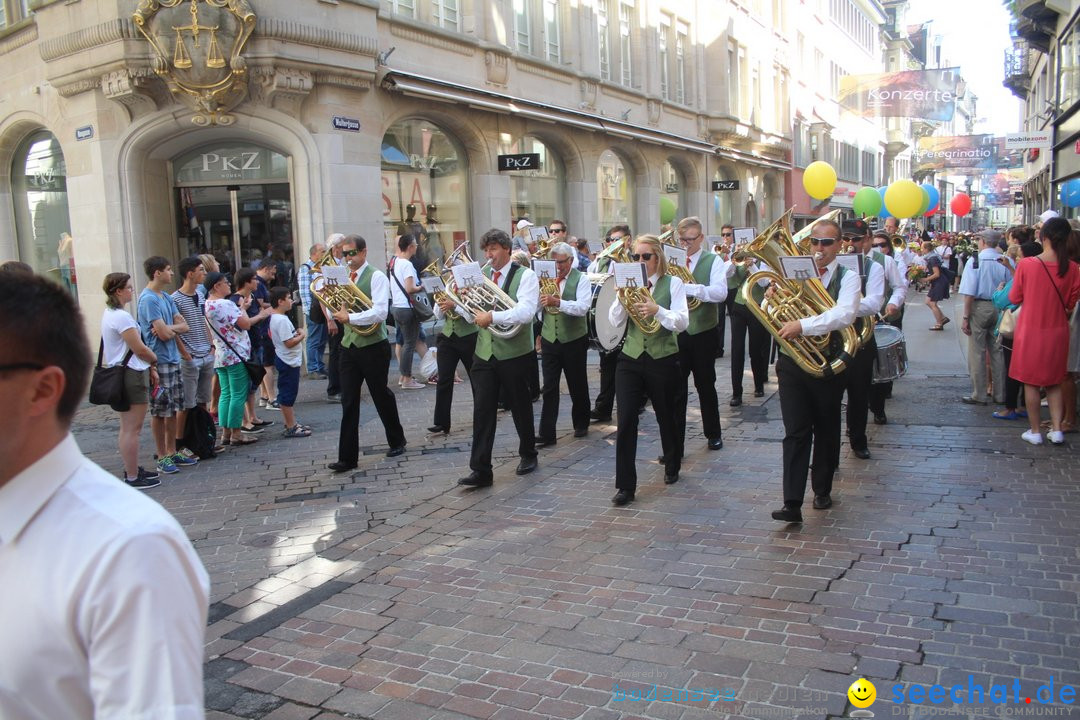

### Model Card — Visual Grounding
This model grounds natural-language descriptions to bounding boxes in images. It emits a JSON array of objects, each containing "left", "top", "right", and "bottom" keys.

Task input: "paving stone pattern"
[{"left": 73, "top": 300, "right": 1080, "bottom": 720}]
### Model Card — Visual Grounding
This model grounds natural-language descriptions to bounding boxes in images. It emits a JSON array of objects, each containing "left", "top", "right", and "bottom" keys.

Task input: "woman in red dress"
[{"left": 1009, "top": 217, "right": 1080, "bottom": 445}]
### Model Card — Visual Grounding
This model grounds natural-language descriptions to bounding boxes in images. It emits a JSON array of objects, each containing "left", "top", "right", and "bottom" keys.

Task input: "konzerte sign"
[{"left": 838, "top": 68, "right": 961, "bottom": 122}]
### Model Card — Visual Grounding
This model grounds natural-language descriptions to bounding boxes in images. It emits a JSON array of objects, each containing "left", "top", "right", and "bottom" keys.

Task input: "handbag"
[
  {"left": 204, "top": 306, "right": 266, "bottom": 386},
  {"left": 1037, "top": 258, "right": 1072, "bottom": 321},
  {"left": 389, "top": 258, "right": 435, "bottom": 322},
  {"left": 998, "top": 306, "right": 1019, "bottom": 339},
  {"left": 88, "top": 338, "right": 133, "bottom": 411}
]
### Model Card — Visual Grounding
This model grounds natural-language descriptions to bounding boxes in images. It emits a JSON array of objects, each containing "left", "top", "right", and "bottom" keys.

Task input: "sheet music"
[
  {"left": 662, "top": 245, "right": 687, "bottom": 267},
  {"left": 321, "top": 265, "right": 349, "bottom": 285},
  {"left": 532, "top": 259, "right": 557, "bottom": 280},
  {"left": 613, "top": 262, "right": 648, "bottom": 289},
  {"left": 421, "top": 276, "right": 446, "bottom": 294},
  {"left": 586, "top": 239, "right": 603, "bottom": 254},
  {"left": 778, "top": 256, "right": 819, "bottom": 282},
  {"left": 451, "top": 262, "right": 485, "bottom": 289},
  {"left": 836, "top": 253, "right": 864, "bottom": 277},
  {"left": 528, "top": 226, "right": 549, "bottom": 245},
  {"left": 733, "top": 227, "right": 756, "bottom": 247}
]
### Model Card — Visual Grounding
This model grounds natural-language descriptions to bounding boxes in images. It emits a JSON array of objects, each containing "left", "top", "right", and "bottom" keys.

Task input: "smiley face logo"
[{"left": 848, "top": 678, "right": 876, "bottom": 708}]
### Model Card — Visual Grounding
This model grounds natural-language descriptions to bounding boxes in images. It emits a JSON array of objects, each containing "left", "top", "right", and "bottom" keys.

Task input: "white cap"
[
  {"left": 1039, "top": 209, "right": 1060, "bottom": 223},
  {"left": 516, "top": 219, "right": 533, "bottom": 230}
]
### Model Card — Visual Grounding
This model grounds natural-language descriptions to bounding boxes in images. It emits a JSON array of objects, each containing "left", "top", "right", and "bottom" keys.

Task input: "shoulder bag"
[
  {"left": 1038, "top": 258, "right": 1071, "bottom": 321},
  {"left": 88, "top": 338, "right": 133, "bottom": 411},
  {"left": 389, "top": 258, "right": 434, "bottom": 322},
  {"left": 204, "top": 306, "right": 267, "bottom": 386},
  {"left": 998, "top": 306, "right": 1020, "bottom": 338}
]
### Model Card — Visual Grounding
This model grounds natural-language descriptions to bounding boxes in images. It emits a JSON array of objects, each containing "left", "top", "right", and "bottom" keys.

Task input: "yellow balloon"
[
  {"left": 884, "top": 180, "right": 923, "bottom": 218},
  {"left": 803, "top": 161, "right": 837, "bottom": 201}
]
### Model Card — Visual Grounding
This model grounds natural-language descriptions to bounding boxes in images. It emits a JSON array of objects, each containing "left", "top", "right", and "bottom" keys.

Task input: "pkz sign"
[
  {"left": 711, "top": 180, "right": 739, "bottom": 191},
  {"left": 498, "top": 153, "right": 541, "bottom": 171},
  {"left": 173, "top": 144, "right": 289, "bottom": 184}
]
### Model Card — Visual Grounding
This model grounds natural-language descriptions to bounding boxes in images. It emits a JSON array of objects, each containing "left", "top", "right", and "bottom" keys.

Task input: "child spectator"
[{"left": 268, "top": 288, "right": 310, "bottom": 438}]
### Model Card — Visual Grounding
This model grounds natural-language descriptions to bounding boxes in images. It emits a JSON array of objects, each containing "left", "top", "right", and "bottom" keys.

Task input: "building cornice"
[{"left": 0, "top": 17, "right": 36, "bottom": 55}]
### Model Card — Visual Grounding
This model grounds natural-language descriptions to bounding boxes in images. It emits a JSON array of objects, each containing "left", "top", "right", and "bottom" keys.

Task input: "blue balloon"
[
  {"left": 1061, "top": 179, "right": 1080, "bottom": 208},
  {"left": 877, "top": 186, "right": 892, "bottom": 219},
  {"left": 921, "top": 183, "right": 940, "bottom": 212}
]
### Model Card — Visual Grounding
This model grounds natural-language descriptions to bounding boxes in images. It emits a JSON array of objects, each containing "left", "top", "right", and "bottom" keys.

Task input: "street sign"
[
  {"left": 332, "top": 116, "right": 361, "bottom": 132},
  {"left": 498, "top": 153, "right": 541, "bottom": 171},
  {"left": 711, "top": 180, "right": 739, "bottom": 191},
  {"left": 75, "top": 126, "right": 94, "bottom": 141}
]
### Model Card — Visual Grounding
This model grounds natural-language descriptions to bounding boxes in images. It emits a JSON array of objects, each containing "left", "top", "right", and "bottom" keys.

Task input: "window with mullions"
[
  {"left": 513, "top": 0, "right": 531, "bottom": 54},
  {"left": 384, "top": 0, "right": 416, "bottom": 18},
  {"left": 659, "top": 16, "right": 670, "bottom": 100},
  {"left": 432, "top": 0, "right": 459, "bottom": 30},
  {"left": 618, "top": 0, "right": 633, "bottom": 87},
  {"left": 675, "top": 22, "right": 687, "bottom": 105},
  {"left": 543, "top": 0, "right": 560, "bottom": 62},
  {"left": 1061, "top": 27, "right": 1080, "bottom": 111},
  {"left": 598, "top": 1, "right": 610, "bottom": 80}
]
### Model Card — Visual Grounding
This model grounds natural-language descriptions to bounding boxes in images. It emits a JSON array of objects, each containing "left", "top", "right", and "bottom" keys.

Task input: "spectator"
[
  {"left": 297, "top": 242, "right": 328, "bottom": 378},
  {"left": 268, "top": 288, "right": 310, "bottom": 437},
  {"left": 922, "top": 241, "right": 951, "bottom": 330},
  {"left": 253, "top": 260, "right": 278, "bottom": 407},
  {"left": 196, "top": 253, "right": 219, "bottom": 303},
  {"left": 1009, "top": 217, "right": 1080, "bottom": 445},
  {"left": 230, "top": 268, "right": 275, "bottom": 432},
  {"left": 101, "top": 272, "right": 160, "bottom": 488},
  {"left": 171, "top": 256, "right": 219, "bottom": 457},
  {"left": 389, "top": 233, "right": 427, "bottom": 389},
  {"left": 991, "top": 241, "right": 1042, "bottom": 421},
  {"left": 958, "top": 230, "right": 1012, "bottom": 406},
  {"left": 0, "top": 270, "right": 209, "bottom": 720}
]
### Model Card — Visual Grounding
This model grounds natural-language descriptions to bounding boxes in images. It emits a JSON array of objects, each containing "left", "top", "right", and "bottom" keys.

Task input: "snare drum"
[
  {"left": 588, "top": 275, "right": 627, "bottom": 353},
  {"left": 872, "top": 324, "right": 907, "bottom": 383}
]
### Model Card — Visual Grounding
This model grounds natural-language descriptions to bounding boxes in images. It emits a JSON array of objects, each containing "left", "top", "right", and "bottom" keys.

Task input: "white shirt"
[
  {"left": 488, "top": 260, "right": 539, "bottom": 327},
  {"left": 856, "top": 258, "right": 886, "bottom": 319},
  {"left": 683, "top": 248, "right": 730, "bottom": 303},
  {"left": 268, "top": 313, "right": 303, "bottom": 367},
  {"left": 798, "top": 260, "right": 861, "bottom": 336},
  {"left": 346, "top": 261, "right": 391, "bottom": 328},
  {"left": 608, "top": 273, "right": 690, "bottom": 333},
  {"left": 0, "top": 435, "right": 209, "bottom": 720},
  {"left": 550, "top": 269, "right": 592, "bottom": 317},
  {"left": 388, "top": 257, "right": 419, "bottom": 309},
  {"left": 881, "top": 253, "right": 909, "bottom": 308},
  {"left": 100, "top": 308, "right": 151, "bottom": 371}
]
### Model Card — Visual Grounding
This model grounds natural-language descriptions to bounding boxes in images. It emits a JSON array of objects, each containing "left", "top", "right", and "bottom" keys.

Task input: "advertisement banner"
[
  {"left": 839, "top": 68, "right": 961, "bottom": 121},
  {"left": 1005, "top": 132, "right": 1051, "bottom": 150},
  {"left": 913, "top": 135, "right": 999, "bottom": 173}
]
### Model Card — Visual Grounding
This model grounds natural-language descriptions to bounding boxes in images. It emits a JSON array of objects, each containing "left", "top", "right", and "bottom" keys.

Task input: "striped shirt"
[
  {"left": 297, "top": 261, "right": 315, "bottom": 315},
  {"left": 170, "top": 289, "right": 213, "bottom": 358}
]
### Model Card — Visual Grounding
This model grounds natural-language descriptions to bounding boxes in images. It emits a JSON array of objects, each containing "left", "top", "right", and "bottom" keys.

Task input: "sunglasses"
[
  {"left": 721, "top": 232, "right": 734, "bottom": 237},
  {"left": 629, "top": 253, "right": 655, "bottom": 261},
  {"left": 872, "top": 242, "right": 889, "bottom": 249},
  {"left": 342, "top": 249, "right": 360, "bottom": 257},
  {"left": 549, "top": 228, "right": 565, "bottom": 233},
  {"left": 809, "top": 237, "right": 837, "bottom": 247}
]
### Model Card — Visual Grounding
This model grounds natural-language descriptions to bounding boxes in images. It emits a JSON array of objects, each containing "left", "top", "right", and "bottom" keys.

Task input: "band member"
[
  {"left": 609, "top": 235, "right": 689, "bottom": 506},
  {"left": 535, "top": 242, "right": 592, "bottom": 446},
  {"left": 717, "top": 223, "right": 736, "bottom": 358},
  {"left": 458, "top": 229, "right": 540, "bottom": 487},
  {"left": 428, "top": 287, "right": 478, "bottom": 436},
  {"left": 868, "top": 230, "right": 909, "bottom": 424},
  {"left": 588, "top": 225, "right": 631, "bottom": 423},
  {"left": 328, "top": 235, "right": 407, "bottom": 472},
  {"left": 771, "top": 220, "right": 860, "bottom": 523},
  {"left": 673, "top": 217, "right": 728, "bottom": 455},
  {"left": 729, "top": 253, "right": 771, "bottom": 406}
]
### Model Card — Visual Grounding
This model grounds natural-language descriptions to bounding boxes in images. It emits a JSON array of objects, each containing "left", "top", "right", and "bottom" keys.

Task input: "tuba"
[
  {"left": 308, "top": 247, "right": 381, "bottom": 337},
  {"left": 445, "top": 242, "right": 523, "bottom": 339},
  {"left": 738, "top": 211, "right": 859, "bottom": 378},
  {"left": 793, "top": 209, "right": 844, "bottom": 255},
  {"left": 659, "top": 229, "right": 701, "bottom": 311},
  {"left": 531, "top": 237, "right": 560, "bottom": 315}
]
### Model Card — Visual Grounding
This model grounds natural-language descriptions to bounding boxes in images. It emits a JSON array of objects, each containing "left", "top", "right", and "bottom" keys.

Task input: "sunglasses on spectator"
[
  {"left": 629, "top": 253, "right": 655, "bottom": 261},
  {"left": 809, "top": 237, "right": 837, "bottom": 247},
  {"left": 721, "top": 232, "right": 734, "bottom": 237},
  {"left": 342, "top": 249, "right": 360, "bottom": 257}
]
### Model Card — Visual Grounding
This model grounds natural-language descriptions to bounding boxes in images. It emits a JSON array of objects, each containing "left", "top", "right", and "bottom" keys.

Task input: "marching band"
[{"left": 313, "top": 210, "right": 911, "bottom": 521}]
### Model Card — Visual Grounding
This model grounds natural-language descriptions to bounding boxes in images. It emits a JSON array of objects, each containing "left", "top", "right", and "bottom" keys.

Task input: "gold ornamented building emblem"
[{"left": 133, "top": 0, "right": 256, "bottom": 125}]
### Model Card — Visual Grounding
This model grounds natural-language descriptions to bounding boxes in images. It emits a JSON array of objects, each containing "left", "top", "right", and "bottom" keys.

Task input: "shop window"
[
  {"left": 660, "top": 160, "right": 685, "bottom": 229},
  {"left": 597, "top": 149, "right": 633, "bottom": 240},
  {"left": 499, "top": 134, "right": 565, "bottom": 234}
]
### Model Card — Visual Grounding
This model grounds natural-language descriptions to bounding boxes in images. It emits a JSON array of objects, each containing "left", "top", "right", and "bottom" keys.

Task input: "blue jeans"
[{"left": 306, "top": 320, "right": 328, "bottom": 373}]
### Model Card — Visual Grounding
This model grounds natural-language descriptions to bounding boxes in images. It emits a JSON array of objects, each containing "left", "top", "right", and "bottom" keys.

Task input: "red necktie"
[
  {"left": 686, "top": 258, "right": 691, "bottom": 269},
  {"left": 818, "top": 266, "right": 827, "bottom": 278},
  {"left": 350, "top": 270, "right": 358, "bottom": 283},
  {"left": 493, "top": 270, "right": 502, "bottom": 287}
]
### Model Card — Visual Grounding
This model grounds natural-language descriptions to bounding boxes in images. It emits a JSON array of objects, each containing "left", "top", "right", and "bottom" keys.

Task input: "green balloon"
[
  {"left": 916, "top": 187, "right": 931, "bottom": 217},
  {"left": 659, "top": 196, "right": 677, "bottom": 225},
  {"left": 852, "top": 187, "right": 882, "bottom": 217}
]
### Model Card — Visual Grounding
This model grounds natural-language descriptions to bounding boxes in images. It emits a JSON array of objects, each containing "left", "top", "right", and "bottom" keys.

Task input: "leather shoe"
[
  {"left": 771, "top": 506, "right": 803, "bottom": 523},
  {"left": 852, "top": 447, "right": 871, "bottom": 460},
  {"left": 535, "top": 437, "right": 556, "bottom": 448},
  {"left": 457, "top": 471, "right": 493, "bottom": 487},
  {"left": 590, "top": 412, "right": 612, "bottom": 424},
  {"left": 729, "top": 397, "right": 743, "bottom": 407},
  {"left": 427, "top": 425, "right": 449, "bottom": 435},
  {"left": 515, "top": 457, "right": 538, "bottom": 475},
  {"left": 328, "top": 461, "right": 357, "bottom": 473},
  {"left": 873, "top": 413, "right": 887, "bottom": 425},
  {"left": 961, "top": 395, "right": 988, "bottom": 405},
  {"left": 754, "top": 388, "right": 765, "bottom": 398},
  {"left": 574, "top": 428, "right": 588, "bottom": 438},
  {"left": 708, "top": 437, "right": 723, "bottom": 451},
  {"left": 664, "top": 472, "right": 679, "bottom": 485},
  {"left": 385, "top": 445, "right": 407, "bottom": 458},
  {"left": 611, "top": 489, "right": 635, "bottom": 506},
  {"left": 813, "top": 494, "right": 833, "bottom": 509}
]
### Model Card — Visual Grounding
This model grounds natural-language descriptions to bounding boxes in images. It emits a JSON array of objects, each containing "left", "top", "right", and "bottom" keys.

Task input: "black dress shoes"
[
  {"left": 813, "top": 494, "right": 833, "bottom": 509},
  {"left": 657, "top": 454, "right": 667, "bottom": 465},
  {"left": 574, "top": 428, "right": 588, "bottom": 438},
  {"left": 328, "top": 461, "right": 357, "bottom": 473},
  {"left": 664, "top": 472, "right": 680, "bottom": 485},
  {"left": 427, "top": 425, "right": 449, "bottom": 435},
  {"left": 457, "top": 471, "right": 493, "bottom": 487},
  {"left": 611, "top": 489, "right": 635, "bottom": 506},
  {"left": 535, "top": 438, "right": 556, "bottom": 448},
  {"left": 515, "top": 457, "right": 538, "bottom": 475},
  {"left": 852, "top": 447, "right": 871, "bottom": 460},
  {"left": 729, "top": 397, "right": 743, "bottom": 407},
  {"left": 771, "top": 506, "right": 803, "bottom": 523},
  {"left": 590, "top": 411, "right": 612, "bottom": 423},
  {"left": 873, "top": 413, "right": 888, "bottom": 425},
  {"left": 708, "top": 437, "right": 723, "bottom": 451},
  {"left": 753, "top": 388, "right": 765, "bottom": 398},
  {"left": 385, "top": 445, "right": 407, "bottom": 458}
]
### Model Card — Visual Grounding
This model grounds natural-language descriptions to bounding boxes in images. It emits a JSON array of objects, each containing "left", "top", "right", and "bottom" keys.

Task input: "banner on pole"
[
  {"left": 913, "top": 135, "right": 999, "bottom": 173},
  {"left": 839, "top": 68, "right": 961, "bottom": 121}
]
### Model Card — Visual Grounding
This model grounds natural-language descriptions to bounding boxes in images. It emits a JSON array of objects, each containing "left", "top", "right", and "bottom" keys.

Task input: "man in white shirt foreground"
[{"left": 0, "top": 270, "right": 209, "bottom": 720}]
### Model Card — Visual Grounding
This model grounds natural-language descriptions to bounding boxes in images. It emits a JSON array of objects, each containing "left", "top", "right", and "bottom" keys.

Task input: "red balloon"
[{"left": 951, "top": 193, "right": 972, "bottom": 217}]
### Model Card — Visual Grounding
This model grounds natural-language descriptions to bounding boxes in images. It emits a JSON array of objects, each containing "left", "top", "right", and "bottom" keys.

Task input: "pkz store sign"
[
  {"left": 173, "top": 144, "right": 289, "bottom": 184},
  {"left": 498, "top": 153, "right": 541, "bottom": 171}
]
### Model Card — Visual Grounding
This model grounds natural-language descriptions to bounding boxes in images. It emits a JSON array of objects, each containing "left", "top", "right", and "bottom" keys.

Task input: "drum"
[
  {"left": 872, "top": 323, "right": 907, "bottom": 383},
  {"left": 588, "top": 275, "right": 627, "bottom": 353}
]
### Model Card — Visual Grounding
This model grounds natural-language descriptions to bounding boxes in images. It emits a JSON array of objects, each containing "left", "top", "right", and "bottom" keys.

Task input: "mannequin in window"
[{"left": 424, "top": 203, "right": 444, "bottom": 269}]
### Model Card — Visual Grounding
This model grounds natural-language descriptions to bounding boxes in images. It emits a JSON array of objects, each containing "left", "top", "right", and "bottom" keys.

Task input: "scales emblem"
[{"left": 133, "top": 0, "right": 256, "bottom": 125}]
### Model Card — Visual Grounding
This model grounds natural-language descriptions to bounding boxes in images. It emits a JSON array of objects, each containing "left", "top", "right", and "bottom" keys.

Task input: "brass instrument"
[
  {"left": 891, "top": 235, "right": 906, "bottom": 252},
  {"left": 738, "top": 211, "right": 860, "bottom": 378},
  {"left": 531, "top": 237, "right": 560, "bottom": 315},
  {"left": 448, "top": 243, "right": 523, "bottom": 339},
  {"left": 793, "top": 209, "right": 844, "bottom": 255},
  {"left": 616, "top": 278, "right": 662, "bottom": 335},
  {"left": 308, "top": 247, "right": 380, "bottom": 337},
  {"left": 659, "top": 229, "right": 701, "bottom": 310}
]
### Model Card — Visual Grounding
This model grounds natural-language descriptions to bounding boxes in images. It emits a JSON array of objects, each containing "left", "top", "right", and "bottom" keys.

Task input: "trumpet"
[
  {"left": 659, "top": 229, "right": 701, "bottom": 311},
  {"left": 891, "top": 235, "right": 905, "bottom": 252},
  {"left": 308, "top": 246, "right": 380, "bottom": 337}
]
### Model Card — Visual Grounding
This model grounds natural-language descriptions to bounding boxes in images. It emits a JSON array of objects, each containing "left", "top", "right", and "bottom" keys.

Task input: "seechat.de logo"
[{"left": 848, "top": 678, "right": 877, "bottom": 717}]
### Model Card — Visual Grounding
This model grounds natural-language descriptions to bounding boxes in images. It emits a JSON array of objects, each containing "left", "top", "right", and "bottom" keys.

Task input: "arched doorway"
[
  {"left": 711, "top": 165, "right": 738, "bottom": 230},
  {"left": 499, "top": 133, "right": 565, "bottom": 230},
  {"left": 597, "top": 149, "right": 634, "bottom": 239}
]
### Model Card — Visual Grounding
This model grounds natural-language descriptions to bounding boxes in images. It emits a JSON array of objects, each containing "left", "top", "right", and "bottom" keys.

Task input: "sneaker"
[
  {"left": 124, "top": 467, "right": 161, "bottom": 490},
  {"left": 258, "top": 397, "right": 268, "bottom": 408},
  {"left": 401, "top": 380, "right": 426, "bottom": 389},
  {"left": 1048, "top": 430, "right": 1065, "bottom": 445},
  {"left": 326, "top": 393, "right": 341, "bottom": 403},
  {"left": 174, "top": 447, "right": 198, "bottom": 460},
  {"left": 139, "top": 465, "right": 160, "bottom": 480},
  {"left": 240, "top": 424, "right": 265, "bottom": 434},
  {"left": 155, "top": 455, "right": 179, "bottom": 474},
  {"left": 267, "top": 400, "right": 281, "bottom": 410},
  {"left": 1021, "top": 430, "right": 1043, "bottom": 446},
  {"left": 171, "top": 452, "right": 199, "bottom": 467}
]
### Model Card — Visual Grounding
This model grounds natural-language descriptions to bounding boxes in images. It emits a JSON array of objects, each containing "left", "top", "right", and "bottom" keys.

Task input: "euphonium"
[
  {"left": 531, "top": 238, "right": 560, "bottom": 315},
  {"left": 448, "top": 243, "right": 523, "bottom": 339},
  {"left": 737, "top": 211, "right": 859, "bottom": 378},
  {"left": 616, "top": 278, "right": 662, "bottom": 335},
  {"left": 308, "top": 247, "right": 381, "bottom": 337},
  {"left": 659, "top": 229, "right": 701, "bottom": 311}
]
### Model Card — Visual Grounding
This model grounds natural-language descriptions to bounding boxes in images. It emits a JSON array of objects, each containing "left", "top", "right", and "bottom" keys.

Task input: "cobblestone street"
[{"left": 71, "top": 297, "right": 1080, "bottom": 720}]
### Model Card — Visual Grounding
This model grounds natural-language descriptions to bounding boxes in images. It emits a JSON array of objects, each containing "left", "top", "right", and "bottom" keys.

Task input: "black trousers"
[
  {"left": 470, "top": 352, "right": 537, "bottom": 478},
  {"left": 326, "top": 327, "right": 343, "bottom": 396},
  {"left": 716, "top": 295, "right": 734, "bottom": 355},
  {"left": 729, "top": 302, "right": 770, "bottom": 397},
  {"left": 593, "top": 349, "right": 619, "bottom": 417},
  {"left": 868, "top": 308, "right": 904, "bottom": 415},
  {"left": 539, "top": 335, "right": 590, "bottom": 440},
  {"left": 337, "top": 340, "right": 406, "bottom": 464},
  {"left": 674, "top": 329, "right": 722, "bottom": 459},
  {"left": 432, "top": 332, "right": 476, "bottom": 431},
  {"left": 843, "top": 335, "right": 878, "bottom": 453},
  {"left": 777, "top": 353, "right": 845, "bottom": 508},
  {"left": 1001, "top": 338, "right": 1023, "bottom": 410},
  {"left": 615, "top": 352, "right": 682, "bottom": 493}
]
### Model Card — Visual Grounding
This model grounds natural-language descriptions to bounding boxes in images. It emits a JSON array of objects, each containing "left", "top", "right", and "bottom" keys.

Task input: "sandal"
[
  {"left": 941, "top": 317, "right": 951, "bottom": 326},
  {"left": 232, "top": 437, "right": 259, "bottom": 446},
  {"left": 992, "top": 410, "right": 1020, "bottom": 420},
  {"left": 929, "top": 325, "right": 944, "bottom": 331},
  {"left": 283, "top": 425, "right": 312, "bottom": 438}
]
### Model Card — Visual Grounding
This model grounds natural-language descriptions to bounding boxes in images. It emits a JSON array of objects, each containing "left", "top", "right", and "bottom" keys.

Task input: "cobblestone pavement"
[{"left": 72, "top": 297, "right": 1080, "bottom": 720}]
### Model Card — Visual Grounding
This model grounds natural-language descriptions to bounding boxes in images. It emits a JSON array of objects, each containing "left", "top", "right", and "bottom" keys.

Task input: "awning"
[
  {"left": 381, "top": 69, "right": 724, "bottom": 156},
  {"left": 713, "top": 144, "right": 791, "bottom": 172}
]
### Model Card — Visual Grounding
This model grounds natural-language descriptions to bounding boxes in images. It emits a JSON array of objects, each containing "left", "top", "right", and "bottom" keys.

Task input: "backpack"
[{"left": 182, "top": 406, "right": 218, "bottom": 459}]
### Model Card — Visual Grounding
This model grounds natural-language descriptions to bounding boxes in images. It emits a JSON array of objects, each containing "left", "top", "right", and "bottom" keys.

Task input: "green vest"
[
  {"left": 474, "top": 264, "right": 534, "bottom": 361},
  {"left": 778, "top": 264, "right": 848, "bottom": 360},
  {"left": 541, "top": 269, "right": 588, "bottom": 343},
  {"left": 621, "top": 275, "right": 679, "bottom": 359},
  {"left": 686, "top": 251, "right": 720, "bottom": 336},
  {"left": 441, "top": 308, "right": 478, "bottom": 338},
  {"left": 733, "top": 264, "right": 766, "bottom": 307},
  {"left": 596, "top": 257, "right": 612, "bottom": 274},
  {"left": 341, "top": 265, "right": 388, "bottom": 349}
]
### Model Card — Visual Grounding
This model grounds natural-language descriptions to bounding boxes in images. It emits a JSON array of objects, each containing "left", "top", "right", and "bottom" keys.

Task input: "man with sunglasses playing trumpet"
[
  {"left": 771, "top": 220, "right": 860, "bottom": 523},
  {"left": 608, "top": 235, "right": 690, "bottom": 506}
]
